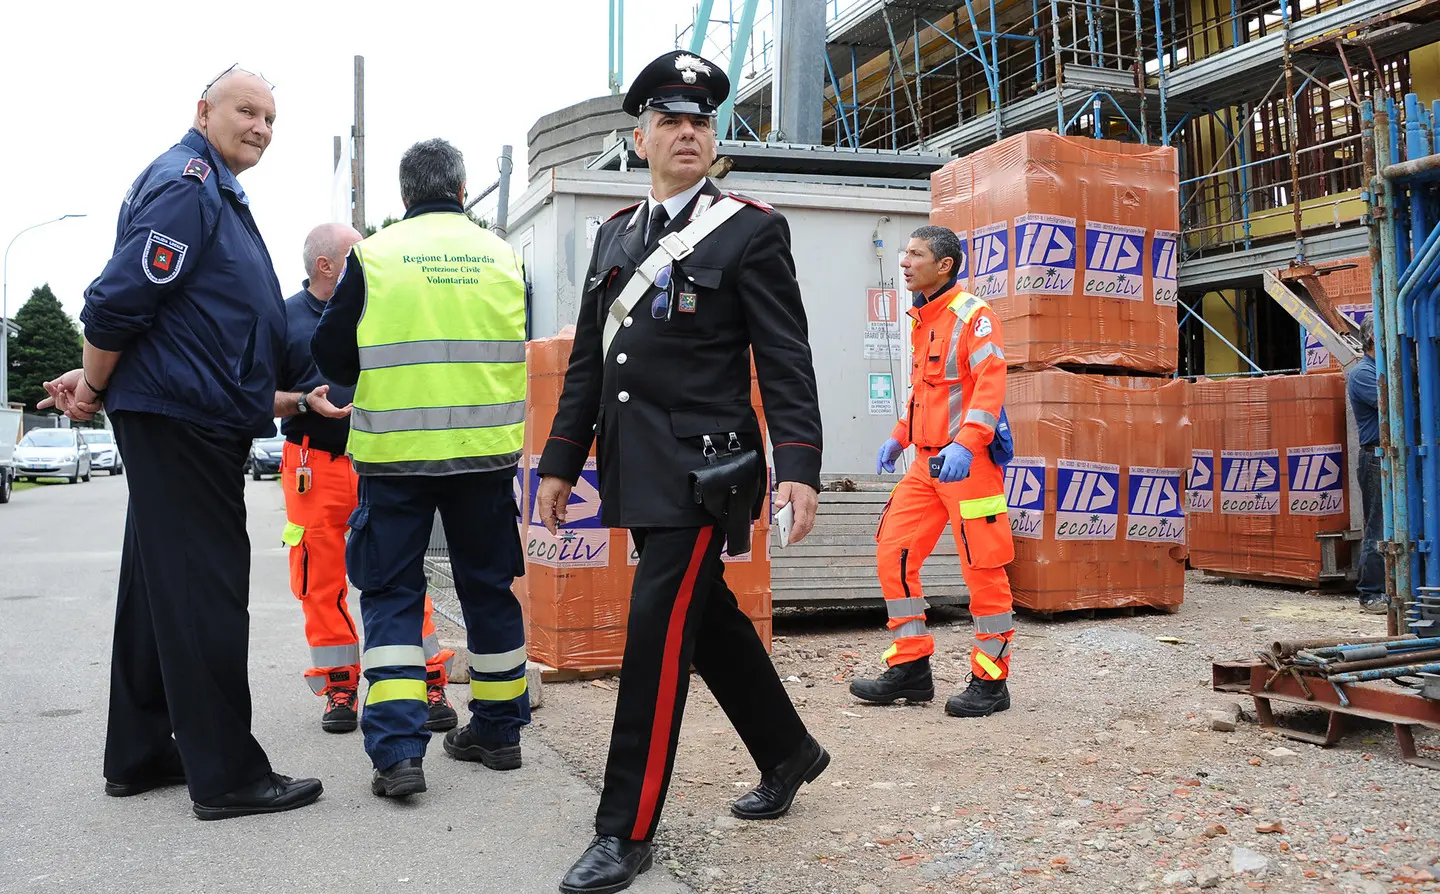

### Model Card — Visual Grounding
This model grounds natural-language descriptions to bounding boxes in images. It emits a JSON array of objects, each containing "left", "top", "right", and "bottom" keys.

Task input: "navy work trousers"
[{"left": 348, "top": 470, "right": 529, "bottom": 770}]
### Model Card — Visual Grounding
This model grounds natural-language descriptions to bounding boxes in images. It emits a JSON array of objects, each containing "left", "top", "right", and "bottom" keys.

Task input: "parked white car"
[
  {"left": 13, "top": 428, "right": 92, "bottom": 484},
  {"left": 82, "top": 428, "right": 124, "bottom": 475}
]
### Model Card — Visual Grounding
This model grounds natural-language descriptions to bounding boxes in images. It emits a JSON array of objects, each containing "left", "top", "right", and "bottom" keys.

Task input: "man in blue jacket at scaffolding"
[{"left": 1347, "top": 315, "right": 1386, "bottom": 613}]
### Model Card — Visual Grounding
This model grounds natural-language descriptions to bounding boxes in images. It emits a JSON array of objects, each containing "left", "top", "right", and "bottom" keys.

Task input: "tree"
[
  {"left": 9, "top": 284, "right": 81, "bottom": 412},
  {"left": 361, "top": 215, "right": 403, "bottom": 237}
]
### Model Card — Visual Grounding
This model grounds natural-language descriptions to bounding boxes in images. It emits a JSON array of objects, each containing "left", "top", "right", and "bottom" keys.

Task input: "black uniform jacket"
[{"left": 536, "top": 178, "right": 822, "bottom": 529}]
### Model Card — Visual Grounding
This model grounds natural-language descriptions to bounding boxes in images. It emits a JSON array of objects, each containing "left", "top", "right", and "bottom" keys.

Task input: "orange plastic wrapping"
[
  {"left": 930, "top": 132, "right": 1179, "bottom": 373},
  {"left": 1301, "top": 256, "right": 1373, "bottom": 374},
  {"left": 1187, "top": 374, "right": 1351, "bottom": 584},
  {"left": 1003, "top": 370, "right": 1190, "bottom": 612},
  {"left": 515, "top": 329, "right": 772, "bottom": 672}
]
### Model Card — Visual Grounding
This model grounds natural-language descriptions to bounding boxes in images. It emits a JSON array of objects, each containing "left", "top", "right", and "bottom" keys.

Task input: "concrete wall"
[{"left": 506, "top": 170, "right": 932, "bottom": 475}]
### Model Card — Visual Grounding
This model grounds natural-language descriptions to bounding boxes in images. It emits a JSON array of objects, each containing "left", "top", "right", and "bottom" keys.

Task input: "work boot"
[
  {"left": 443, "top": 724, "right": 522, "bottom": 771},
  {"left": 424, "top": 668, "right": 458, "bottom": 732},
  {"left": 945, "top": 674, "right": 1011, "bottom": 718},
  {"left": 1359, "top": 596, "right": 1389, "bottom": 615},
  {"left": 371, "top": 757, "right": 426, "bottom": 798},
  {"left": 320, "top": 686, "right": 358, "bottom": 733},
  {"left": 849, "top": 656, "right": 935, "bottom": 704}
]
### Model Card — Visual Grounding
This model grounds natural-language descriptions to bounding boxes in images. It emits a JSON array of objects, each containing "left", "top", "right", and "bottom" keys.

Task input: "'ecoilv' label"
[
  {"left": 1084, "top": 221, "right": 1146, "bottom": 301},
  {"left": 1014, "top": 214, "right": 1076, "bottom": 296},
  {"left": 1286, "top": 444, "right": 1345, "bottom": 516},
  {"left": 1186, "top": 450, "right": 1215, "bottom": 513},
  {"left": 1003, "top": 456, "right": 1046, "bottom": 540},
  {"left": 1055, "top": 458, "right": 1120, "bottom": 540},
  {"left": 1220, "top": 449, "right": 1281, "bottom": 515},
  {"left": 971, "top": 221, "right": 1010, "bottom": 301},
  {"left": 1126, "top": 466, "right": 1186, "bottom": 544},
  {"left": 1152, "top": 230, "right": 1178, "bottom": 306}
]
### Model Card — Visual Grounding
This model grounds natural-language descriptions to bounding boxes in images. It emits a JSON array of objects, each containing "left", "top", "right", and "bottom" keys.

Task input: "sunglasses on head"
[{"left": 200, "top": 63, "right": 276, "bottom": 99}]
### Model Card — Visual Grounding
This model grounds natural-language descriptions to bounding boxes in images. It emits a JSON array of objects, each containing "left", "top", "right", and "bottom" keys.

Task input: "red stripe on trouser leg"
[
  {"left": 875, "top": 461, "right": 950, "bottom": 665},
  {"left": 630, "top": 526, "right": 713, "bottom": 840}
]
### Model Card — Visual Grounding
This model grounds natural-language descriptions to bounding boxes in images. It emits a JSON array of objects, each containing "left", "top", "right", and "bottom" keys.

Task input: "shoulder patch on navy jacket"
[
  {"left": 607, "top": 201, "right": 642, "bottom": 222},
  {"left": 143, "top": 231, "right": 189, "bottom": 285},
  {"left": 728, "top": 192, "right": 773, "bottom": 213},
  {"left": 182, "top": 158, "right": 212, "bottom": 183}
]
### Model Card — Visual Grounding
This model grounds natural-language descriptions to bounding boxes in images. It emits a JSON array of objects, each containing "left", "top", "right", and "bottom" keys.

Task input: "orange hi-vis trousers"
[
  {"left": 280, "top": 439, "right": 454, "bottom": 695},
  {"left": 875, "top": 444, "right": 1016, "bottom": 680}
]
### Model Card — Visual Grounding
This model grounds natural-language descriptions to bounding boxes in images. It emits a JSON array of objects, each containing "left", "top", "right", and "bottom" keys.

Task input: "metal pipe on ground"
[
  {"left": 1271, "top": 634, "right": 1416, "bottom": 657},
  {"left": 1326, "top": 647, "right": 1440, "bottom": 675},
  {"left": 1329, "top": 661, "right": 1440, "bottom": 684}
]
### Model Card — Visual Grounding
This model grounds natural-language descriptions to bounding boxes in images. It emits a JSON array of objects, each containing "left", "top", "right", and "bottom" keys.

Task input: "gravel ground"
[{"left": 530, "top": 571, "right": 1440, "bottom": 894}]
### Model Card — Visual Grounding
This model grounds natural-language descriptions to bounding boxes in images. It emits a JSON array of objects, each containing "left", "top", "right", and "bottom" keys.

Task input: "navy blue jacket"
[
  {"left": 1347, "top": 354, "right": 1380, "bottom": 448},
  {"left": 278, "top": 283, "right": 354, "bottom": 455},
  {"left": 80, "top": 129, "right": 286, "bottom": 439}
]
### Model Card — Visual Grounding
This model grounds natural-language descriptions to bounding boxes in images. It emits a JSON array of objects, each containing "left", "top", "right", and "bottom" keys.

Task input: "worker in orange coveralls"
[
  {"left": 850, "top": 225, "right": 1016, "bottom": 718},
  {"left": 274, "top": 222, "right": 457, "bottom": 734}
]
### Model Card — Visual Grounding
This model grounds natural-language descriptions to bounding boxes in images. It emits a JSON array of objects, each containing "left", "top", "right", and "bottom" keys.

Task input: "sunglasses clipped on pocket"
[{"left": 650, "top": 263, "right": 674, "bottom": 320}]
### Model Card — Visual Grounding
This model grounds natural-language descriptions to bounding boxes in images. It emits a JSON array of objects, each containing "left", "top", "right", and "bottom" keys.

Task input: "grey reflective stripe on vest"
[
  {"left": 358, "top": 339, "right": 526, "bottom": 369},
  {"left": 310, "top": 643, "right": 360, "bottom": 668},
  {"left": 351, "top": 401, "right": 526, "bottom": 435},
  {"left": 352, "top": 450, "right": 522, "bottom": 477},
  {"left": 974, "top": 611, "right": 1015, "bottom": 634},
  {"left": 470, "top": 644, "right": 528, "bottom": 674},
  {"left": 948, "top": 385, "right": 966, "bottom": 440},
  {"left": 943, "top": 296, "right": 985, "bottom": 378},
  {"left": 970, "top": 343, "right": 1004, "bottom": 369},
  {"left": 894, "top": 619, "right": 928, "bottom": 639},
  {"left": 362, "top": 644, "right": 427, "bottom": 671},
  {"left": 885, "top": 596, "right": 927, "bottom": 619},
  {"left": 964, "top": 408, "right": 998, "bottom": 430},
  {"left": 974, "top": 636, "right": 1008, "bottom": 658}
]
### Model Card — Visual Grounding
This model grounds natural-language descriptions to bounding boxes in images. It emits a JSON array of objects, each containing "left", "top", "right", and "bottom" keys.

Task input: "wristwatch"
[{"left": 297, "top": 391, "right": 310, "bottom": 415}]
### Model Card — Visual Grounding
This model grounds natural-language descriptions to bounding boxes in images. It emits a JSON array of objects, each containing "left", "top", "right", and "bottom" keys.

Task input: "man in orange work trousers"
[
  {"left": 850, "top": 225, "right": 1016, "bottom": 718},
  {"left": 273, "top": 222, "right": 458, "bottom": 733}
]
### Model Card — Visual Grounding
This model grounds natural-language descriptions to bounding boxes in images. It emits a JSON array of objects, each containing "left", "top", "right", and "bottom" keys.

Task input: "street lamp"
[{"left": 2, "top": 214, "right": 87, "bottom": 406}]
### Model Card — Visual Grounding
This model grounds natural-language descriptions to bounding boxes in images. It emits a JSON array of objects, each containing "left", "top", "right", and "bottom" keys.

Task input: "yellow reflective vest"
[{"left": 349, "top": 212, "right": 526, "bottom": 475}]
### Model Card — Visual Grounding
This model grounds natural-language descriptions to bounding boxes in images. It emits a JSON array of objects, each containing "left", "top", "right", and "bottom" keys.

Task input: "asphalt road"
[{"left": 0, "top": 471, "right": 689, "bottom": 894}]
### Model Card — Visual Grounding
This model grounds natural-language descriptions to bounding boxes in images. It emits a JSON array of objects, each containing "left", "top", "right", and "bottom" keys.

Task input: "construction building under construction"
[{"left": 661, "top": 0, "right": 1440, "bottom": 377}]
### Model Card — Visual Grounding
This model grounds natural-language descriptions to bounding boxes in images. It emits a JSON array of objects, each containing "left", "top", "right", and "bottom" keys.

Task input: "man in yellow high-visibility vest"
[{"left": 313, "top": 138, "right": 530, "bottom": 799}]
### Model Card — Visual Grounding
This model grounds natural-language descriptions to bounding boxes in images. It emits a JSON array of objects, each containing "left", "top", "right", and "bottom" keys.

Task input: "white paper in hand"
[{"left": 776, "top": 502, "right": 795, "bottom": 548}]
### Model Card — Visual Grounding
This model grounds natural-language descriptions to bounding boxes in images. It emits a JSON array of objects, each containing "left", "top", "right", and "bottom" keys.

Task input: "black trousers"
[
  {"left": 104, "top": 411, "right": 272, "bottom": 801},
  {"left": 1357, "top": 448, "right": 1385, "bottom": 600},
  {"left": 595, "top": 525, "right": 807, "bottom": 841}
]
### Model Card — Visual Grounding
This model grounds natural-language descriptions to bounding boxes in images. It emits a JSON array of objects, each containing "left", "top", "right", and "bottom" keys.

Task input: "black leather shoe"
[
  {"left": 105, "top": 767, "right": 187, "bottom": 797},
  {"left": 945, "top": 674, "right": 1011, "bottom": 717},
  {"left": 371, "top": 757, "right": 426, "bottom": 798},
  {"left": 192, "top": 772, "right": 323, "bottom": 820},
  {"left": 444, "top": 724, "right": 521, "bottom": 770},
  {"left": 731, "top": 734, "right": 830, "bottom": 820},
  {"left": 559, "top": 835, "right": 653, "bottom": 894},
  {"left": 849, "top": 656, "right": 935, "bottom": 704}
]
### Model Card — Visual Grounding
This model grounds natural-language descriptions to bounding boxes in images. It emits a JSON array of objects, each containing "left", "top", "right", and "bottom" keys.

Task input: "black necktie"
[{"left": 646, "top": 204, "right": 670, "bottom": 251}]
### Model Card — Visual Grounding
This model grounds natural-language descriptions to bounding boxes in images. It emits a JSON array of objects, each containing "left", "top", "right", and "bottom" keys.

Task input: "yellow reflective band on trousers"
[
  {"left": 959, "top": 494, "right": 1009, "bottom": 520},
  {"left": 471, "top": 677, "right": 528, "bottom": 702},
  {"left": 351, "top": 212, "right": 527, "bottom": 474},
  {"left": 366, "top": 678, "right": 427, "bottom": 705},
  {"left": 974, "top": 651, "right": 1005, "bottom": 679}
]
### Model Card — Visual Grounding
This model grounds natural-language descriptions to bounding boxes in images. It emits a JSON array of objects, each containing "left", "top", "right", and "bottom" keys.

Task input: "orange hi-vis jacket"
[{"left": 891, "top": 280, "right": 1006, "bottom": 454}]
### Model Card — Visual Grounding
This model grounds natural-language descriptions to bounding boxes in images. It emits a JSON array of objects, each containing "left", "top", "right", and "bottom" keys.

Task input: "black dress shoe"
[
  {"left": 191, "top": 772, "right": 323, "bottom": 820},
  {"left": 443, "top": 725, "right": 521, "bottom": 770},
  {"left": 104, "top": 771, "right": 187, "bottom": 797},
  {"left": 559, "top": 835, "right": 653, "bottom": 894},
  {"left": 371, "top": 757, "right": 426, "bottom": 798},
  {"left": 731, "top": 734, "right": 830, "bottom": 820}
]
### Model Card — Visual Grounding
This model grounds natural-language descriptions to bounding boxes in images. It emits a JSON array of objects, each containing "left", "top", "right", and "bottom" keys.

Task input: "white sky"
[{"left": 0, "top": 1, "right": 696, "bottom": 322}]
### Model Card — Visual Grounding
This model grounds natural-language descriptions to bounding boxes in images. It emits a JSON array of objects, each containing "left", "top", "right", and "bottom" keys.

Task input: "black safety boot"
[
  {"left": 443, "top": 724, "right": 522, "bottom": 770},
  {"left": 944, "top": 674, "right": 1011, "bottom": 717},
  {"left": 848, "top": 656, "right": 935, "bottom": 704},
  {"left": 424, "top": 668, "right": 458, "bottom": 732},
  {"left": 321, "top": 686, "right": 358, "bottom": 733},
  {"left": 371, "top": 757, "right": 426, "bottom": 798}
]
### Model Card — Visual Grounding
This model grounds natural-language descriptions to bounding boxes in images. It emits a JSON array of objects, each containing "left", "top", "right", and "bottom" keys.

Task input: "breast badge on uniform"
[
  {"left": 143, "top": 230, "right": 189, "bottom": 285},
  {"left": 973, "top": 315, "right": 993, "bottom": 338},
  {"left": 678, "top": 292, "right": 698, "bottom": 313},
  {"left": 182, "top": 157, "right": 212, "bottom": 182}
]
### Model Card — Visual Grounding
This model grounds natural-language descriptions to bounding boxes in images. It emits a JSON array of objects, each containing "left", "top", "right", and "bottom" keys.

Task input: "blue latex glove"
[
  {"left": 876, "top": 438, "right": 903, "bottom": 474},
  {"left": 937, "top": 443, "right": 973, "bottom": 483}
]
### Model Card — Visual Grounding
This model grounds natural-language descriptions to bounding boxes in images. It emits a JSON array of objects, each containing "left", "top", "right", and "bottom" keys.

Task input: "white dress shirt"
[{"left": 645, "top": 178, "right": 709, "bottom": 241}]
